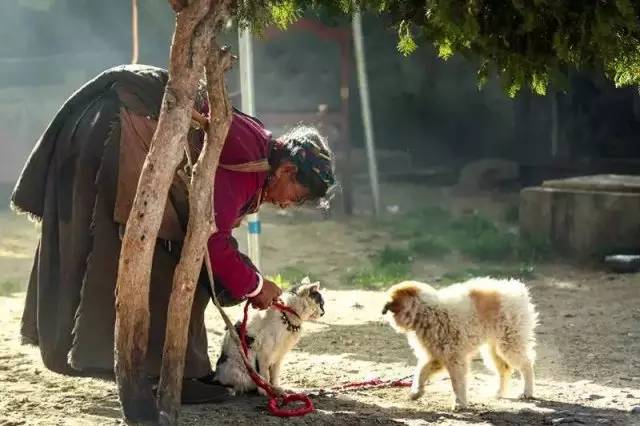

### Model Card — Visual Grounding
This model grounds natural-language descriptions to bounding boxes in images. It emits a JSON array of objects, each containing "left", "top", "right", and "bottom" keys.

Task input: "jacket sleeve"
[{"left": 206, "top": 170, "right": 262, "bottom": 299}]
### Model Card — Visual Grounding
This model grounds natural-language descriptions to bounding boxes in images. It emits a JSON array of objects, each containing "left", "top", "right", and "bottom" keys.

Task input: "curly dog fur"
[{"left": 383, "top": 277, "right": 538, "bottom": 410}]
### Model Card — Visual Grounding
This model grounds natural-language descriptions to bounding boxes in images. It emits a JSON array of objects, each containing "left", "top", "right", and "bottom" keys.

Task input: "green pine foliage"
[{"left": 236, "top": 0, "right": 640, "bottom": 96}]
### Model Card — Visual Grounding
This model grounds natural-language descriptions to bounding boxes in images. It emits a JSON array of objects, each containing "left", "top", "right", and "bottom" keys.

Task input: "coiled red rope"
[{"left": 237, "top": 300, "right": 315, "bottom": 417}]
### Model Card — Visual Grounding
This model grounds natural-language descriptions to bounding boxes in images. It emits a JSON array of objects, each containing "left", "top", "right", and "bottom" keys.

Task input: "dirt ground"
[{"left": 1, "top": 185, "right": 639, "bottom": 425}]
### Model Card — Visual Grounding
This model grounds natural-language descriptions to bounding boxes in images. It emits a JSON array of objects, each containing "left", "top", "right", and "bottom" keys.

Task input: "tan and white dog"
[
  {"left": 383, "top": 277, "right": 538, "bottom": 410},
  {"left": 214, "top": 278, "right": 324, "bottom": 395}
]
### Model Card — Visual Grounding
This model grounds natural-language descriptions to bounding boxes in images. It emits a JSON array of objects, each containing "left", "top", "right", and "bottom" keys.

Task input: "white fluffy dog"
[
  {"left": 383, "top": 277, "right": 538, "bottom": 410},
  {"left": 214, "top": 279, "right": 324, "bottom": 395}
]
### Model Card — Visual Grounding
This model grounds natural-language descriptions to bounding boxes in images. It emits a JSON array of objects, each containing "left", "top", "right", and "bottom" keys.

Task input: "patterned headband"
[{"left": 282, "top": 133, "right": 336, "bottom": 191}]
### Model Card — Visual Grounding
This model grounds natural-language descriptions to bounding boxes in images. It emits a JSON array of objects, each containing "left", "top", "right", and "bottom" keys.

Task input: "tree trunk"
[
  {"left": 156, "top": 42, "right": 234, "bottom": 425},
  {"left": 114, "top": 0, "right": 216, "bottom": 422}
]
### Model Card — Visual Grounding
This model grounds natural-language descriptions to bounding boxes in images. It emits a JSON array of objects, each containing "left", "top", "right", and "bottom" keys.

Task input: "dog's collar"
[{"left": 280, "top": 311, "right": 301, "bottom": 333}]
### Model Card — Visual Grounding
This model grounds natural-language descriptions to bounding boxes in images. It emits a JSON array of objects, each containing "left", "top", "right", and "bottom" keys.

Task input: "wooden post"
[
  {"left": 131, "top": 0, "right": 139, "bottom": 64},
  {"left": 156, "top": 42, "right": 234, "bottom": 424},
  {"left": 339, "top": 36, "right": 353, "bottom": 215},
  {"left": 114, "top": 0, "right": 217, "bottom": 422}
]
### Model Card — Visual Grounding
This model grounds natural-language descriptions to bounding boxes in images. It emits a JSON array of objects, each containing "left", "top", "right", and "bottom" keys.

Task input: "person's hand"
[{"left": 249, "top": 278, "right": 282, "bottom": 310}]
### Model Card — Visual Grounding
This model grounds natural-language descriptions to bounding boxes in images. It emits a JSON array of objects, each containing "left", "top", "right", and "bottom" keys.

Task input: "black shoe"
[{"left": 181, "top": 378, "right": 232, "bottom": 405}]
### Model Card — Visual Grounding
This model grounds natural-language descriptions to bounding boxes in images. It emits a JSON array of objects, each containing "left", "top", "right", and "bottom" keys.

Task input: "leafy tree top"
[{"left": 236, "top": 0, "right": 640, "bottom": 96}]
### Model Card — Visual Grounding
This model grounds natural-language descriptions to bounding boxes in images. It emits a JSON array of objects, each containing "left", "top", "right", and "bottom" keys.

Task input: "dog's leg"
[
  {"left": 256, "top": 355, "right": 271, "bottom": 397},
  {"left": 498, "top": 344, "right": 535, "bottom": 399},
  {"left": 409, "top": 359, "right": 444, "bottom": 400},
  {"left": 519, "top": 361, "right": 534, "bottom": 399},
  {"left": 484, "top": 344, "right": 513, "bottom": 398},
  {"left": 446, "top": 358, "right": 469, "bottom": 410},
  {"left": 270, "top": 359, "right": 283, "bottom": 388}
]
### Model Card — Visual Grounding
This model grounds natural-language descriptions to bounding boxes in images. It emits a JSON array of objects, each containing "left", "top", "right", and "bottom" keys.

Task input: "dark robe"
[{"left": 11, "top": 64, "right": 262, "bottom": 379}]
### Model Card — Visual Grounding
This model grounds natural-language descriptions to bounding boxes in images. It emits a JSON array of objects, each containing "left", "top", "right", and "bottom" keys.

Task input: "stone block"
[{"left": 520, "top": 175, "right": 640, "bottom": 258}]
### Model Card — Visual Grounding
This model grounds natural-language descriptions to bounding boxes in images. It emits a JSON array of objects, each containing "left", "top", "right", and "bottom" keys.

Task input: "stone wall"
[{"left": 520, "top": 175, "right": 640, "bottom": 258}]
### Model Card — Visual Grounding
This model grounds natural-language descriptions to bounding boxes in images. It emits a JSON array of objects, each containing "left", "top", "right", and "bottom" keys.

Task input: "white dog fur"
[
  {"left": 214, "top": 278, "right": 324, "bottom": 395},
  {"left": 383, "top": 277, "right": 538, "bottom": 410}
]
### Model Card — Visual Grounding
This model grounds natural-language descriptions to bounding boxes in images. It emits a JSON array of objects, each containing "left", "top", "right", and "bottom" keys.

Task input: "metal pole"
[
  {"left": 352, "top": 10, "right": 381, "bottom": 216},
  {"left": 238, "top": 25, "right": 261, "bottom": 269}
]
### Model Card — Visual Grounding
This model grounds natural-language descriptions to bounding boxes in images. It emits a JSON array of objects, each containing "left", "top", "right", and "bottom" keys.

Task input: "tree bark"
[
  {"left": 114, "top": 0, "right": 215, "bottom": 422},
  {"left": 156, "top": 41, "right": 234, "bottom": 425}
]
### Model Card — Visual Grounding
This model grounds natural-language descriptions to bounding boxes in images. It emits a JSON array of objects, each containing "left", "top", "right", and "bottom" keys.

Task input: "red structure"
[{"left": 261, "top": 19, "right": 353, "bottom": 214}]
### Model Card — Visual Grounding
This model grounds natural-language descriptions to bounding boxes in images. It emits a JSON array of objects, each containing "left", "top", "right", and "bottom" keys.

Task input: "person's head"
[{"left": 265, "top": 126, "right": 336, "bottom": 209}]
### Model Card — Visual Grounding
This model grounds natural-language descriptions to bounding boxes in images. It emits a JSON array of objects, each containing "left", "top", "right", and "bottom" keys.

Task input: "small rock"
[
  {"left": 587, "top": 394, "right": 604, "bottom": 400},
  {"left": 564, "top": 313, "right": 576, "bottom": 318},
  {"left": 631, "top": 406, "right": 640, "bottom": 414}
]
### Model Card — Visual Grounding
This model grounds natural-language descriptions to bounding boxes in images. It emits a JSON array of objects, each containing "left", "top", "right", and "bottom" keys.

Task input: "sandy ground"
[{"left": 1, "top": 186, "right": 639, "bottom": 425}]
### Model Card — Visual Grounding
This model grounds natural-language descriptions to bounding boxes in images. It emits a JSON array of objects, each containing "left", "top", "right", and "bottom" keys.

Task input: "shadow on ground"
[{"left": 177, "top": 392, "right": 634, "bottom": 425}]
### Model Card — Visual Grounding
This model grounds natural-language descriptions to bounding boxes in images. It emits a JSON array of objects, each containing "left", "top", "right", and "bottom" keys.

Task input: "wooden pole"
[
  {"left": 352, "top": 10, "right": 381, "bottom": 216},
  {"left": 131, "top": 0, "right": 139, "bottom": 64},
  {"left": 114, "top": 0, "right": 216, "bottom": 422},
  {"left": 339, "top": 35, "right": 353, "bottom": 215}
]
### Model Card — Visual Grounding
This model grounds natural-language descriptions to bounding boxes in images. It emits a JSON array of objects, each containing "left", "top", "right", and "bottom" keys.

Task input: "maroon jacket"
[{"left": 207, "top": 110, "right": 271, "bottom": 299}]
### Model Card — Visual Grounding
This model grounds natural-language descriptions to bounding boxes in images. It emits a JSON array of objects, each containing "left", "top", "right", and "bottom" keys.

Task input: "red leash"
[
  {"left": 238, "top": 300, "right": 315, "bottom": 417},
  {"left": 327, "top": 376, "right": 412, "bottom": 392}
]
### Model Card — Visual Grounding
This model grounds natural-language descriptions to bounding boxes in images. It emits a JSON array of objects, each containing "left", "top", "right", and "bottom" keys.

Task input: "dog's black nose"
[{"left": 382, "top": 303, "right": 390, "bottom": 315}]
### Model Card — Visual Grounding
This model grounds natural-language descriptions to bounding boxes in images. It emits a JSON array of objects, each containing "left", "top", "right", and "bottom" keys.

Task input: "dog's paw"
[
  {"left": 408, "top": 390, "right": 423, "bottom": 401},
  {"left": 452, "top": 399, "right": 468, "bottom": 411},
  {"left": 519, "top": 392, "right": 534, "bottom": 400},
  {"left": 272, "top": 386, "right": 289, "bottom": 395}
]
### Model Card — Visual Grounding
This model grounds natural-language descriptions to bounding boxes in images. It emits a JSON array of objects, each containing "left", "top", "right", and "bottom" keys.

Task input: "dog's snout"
[{"left": 382, "top": 303, "right": 390, "bottom": 315}]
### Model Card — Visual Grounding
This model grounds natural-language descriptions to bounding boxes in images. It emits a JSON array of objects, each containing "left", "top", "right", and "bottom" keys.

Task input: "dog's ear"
[{"left": 295, "top": 278, "right": 321, "bottom": 296}]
